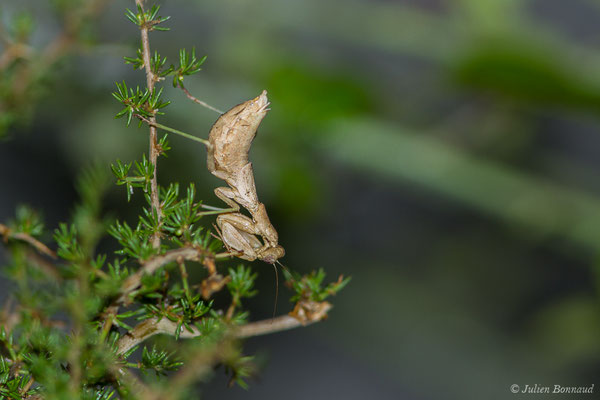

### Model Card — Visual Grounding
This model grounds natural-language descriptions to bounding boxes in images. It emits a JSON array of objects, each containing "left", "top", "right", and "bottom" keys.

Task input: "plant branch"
[
  {"left": 0, "top": 223, "right": 56, "bottom": 258},
  {"left": 117, "top": 246, "right": 209, "bottom": 304},
  {"left": 109, "top": 362, "right": 154, "bottom": 399},
  {"left": 178, "top": 258, "right": 191, "bottom": 301},
  {"left": 0, "top": 43, "right": 33, "bottom": 70},
  {"left": 20, "top": 376, "right": 34, "bottom": 395},
  {"left": 116, "top": 302, "right": 332, "bottom": 355},
  {"left": 135, "top": 0, "right": 161, "bottom": 249},
  {"left": 178, "top": 84, "right": 223, "bottom": 114},
  {"left": 237, "top": 300, "right": 332, "bottom": 338},
  {"left": 24, "top": 250, "right": 62, "bottom": 280},
  {"left": 136, "top": 115, "right": 209, "bottom": 146}
]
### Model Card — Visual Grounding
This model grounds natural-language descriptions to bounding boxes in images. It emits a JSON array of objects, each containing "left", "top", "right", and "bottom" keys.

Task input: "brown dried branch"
[
  {"left": 116, "top": 301, "right": 332, "bottom": 355},
  {"left": 117, "top": 246, "right": 208, "bottom": 304},
  {"left": 235, "top": 303, "right": 331, "bottom": 338},
  {"left": 0, "top": 223, "right": 56, "bottom": 258}
]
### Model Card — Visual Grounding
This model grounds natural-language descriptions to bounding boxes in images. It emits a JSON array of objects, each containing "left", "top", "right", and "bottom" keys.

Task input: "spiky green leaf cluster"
[
  {"left": 142, "top": 294, "right": 214, "bottom": 340},
  {"left": 110, "top": 157, "right": 155, "bottom": 202},
  {"left": 0, "top": 330, "right": 36, "bottom": 400},
  {"left": 124, "top": 5, "right": 170, "bottom": 30},
  {"left": 112, "top": 82, "right": 170, "bottom": 126},
  {"left": 171, "top": 48, "right": 206, "bottom": 88},
  {"left": 140, "top": 346, "right": 183, "bottom": 376},
  {"left": 284, "top": 268, "right": 351, "bottom": 302},
  {"left": 223, "top": 351, "right": 255, "bottom": 390},
  {"left": 54, "top": 223, "right": 85, "bottom": 262},
  {"left": 161, "top": 184, "right": 205, "bottom": 244},
  {"left": 107, "top": 220, "right": 156, "bottom": 261},
  {"left": 8, "top": 205, "right": 44, "bottom": 237},
  {"left": 228, "top": 265, "right": 258, "bottom": 301}
]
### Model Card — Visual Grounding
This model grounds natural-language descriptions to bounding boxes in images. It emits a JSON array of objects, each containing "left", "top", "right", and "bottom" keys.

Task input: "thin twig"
[
  {"left": 116, "top": 246, "right": 208, "bottom": 304},
  {"left": 0, "top": 223, "right": 56, "bottom": 258},
  {"left": 178, "top": 258, "right": 191, "bottom": 301},
  {"left": 116, "top": 302, "right": 332, "bottom": 355},
  {"left": 135, "top": 0, "right": 161, "bottom": 249},
  {"left": 0, "top": 43, "right": 33, "bottom": 69},
  {"left": 11, "top": 233, "right": 56, "bottom": 258},
  {"left": 109, "top": 362, "right": 154, "bottom": 399},
  {"left": 235, "top": 312, "right": 329, "bottom": 338},
  {"left": 20, "top": 377, "right": 35, "bottom": 396},
  {"left": 179, "top": 84, "right": 223, "bottom": 114},
  {"left": 136, "top": 114, "right": 209, "bottom": 146},
  {"left": 225, "top": 297, "right": 237, "bottom": 321},
  {"left": 24, "top": 251, "right": 61, "bottom": 280}
]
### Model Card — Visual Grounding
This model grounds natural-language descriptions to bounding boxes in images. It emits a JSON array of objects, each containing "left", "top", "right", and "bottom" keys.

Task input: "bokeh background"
[{"left": 3, "top": 0, "right": 600, "bottom": 399}]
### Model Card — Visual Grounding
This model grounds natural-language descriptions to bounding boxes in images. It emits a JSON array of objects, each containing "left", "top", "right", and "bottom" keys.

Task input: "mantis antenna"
[
  {"left": 272, "top": 260, "right": 297, "bottom": 320},
  {"left": 272, "top": 262, "right": 279, "bottom": 321}
]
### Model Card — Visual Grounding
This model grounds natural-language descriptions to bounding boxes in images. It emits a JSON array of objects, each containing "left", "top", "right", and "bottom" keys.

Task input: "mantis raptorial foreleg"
[{"left": 213, "top": 187, "right": 242, "bottom": 212}]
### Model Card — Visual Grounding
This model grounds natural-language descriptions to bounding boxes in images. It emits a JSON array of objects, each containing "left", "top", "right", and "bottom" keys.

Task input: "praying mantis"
[{"left": 205, "top": 90, "right": 285, "bottom": 264}]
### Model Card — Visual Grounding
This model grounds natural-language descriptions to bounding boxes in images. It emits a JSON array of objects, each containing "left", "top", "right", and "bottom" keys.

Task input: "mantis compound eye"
[{"left": 261, "top": 246, "right": 285, "bottom": 264}]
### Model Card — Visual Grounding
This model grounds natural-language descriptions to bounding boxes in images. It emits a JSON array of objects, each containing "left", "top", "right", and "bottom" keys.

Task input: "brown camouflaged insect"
[{"left": 206, "top": 90, "right": 285, "bottom": 264}]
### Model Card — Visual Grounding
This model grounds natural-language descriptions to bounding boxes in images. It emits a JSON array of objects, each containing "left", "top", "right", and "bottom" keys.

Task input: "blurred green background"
[{"left": 3, "top": 0, "right": 600, "bottom": 398}]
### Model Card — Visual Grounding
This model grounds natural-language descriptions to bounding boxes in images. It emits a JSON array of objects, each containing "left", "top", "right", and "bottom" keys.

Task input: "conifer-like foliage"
[{"left": 0, "top": 2, "right": 348, "bottom": 398}]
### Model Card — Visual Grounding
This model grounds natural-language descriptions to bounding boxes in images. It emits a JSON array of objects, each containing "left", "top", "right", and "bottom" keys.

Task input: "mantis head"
[{"left": 260, "top": 245, "right": 285, "bottom": 264}]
